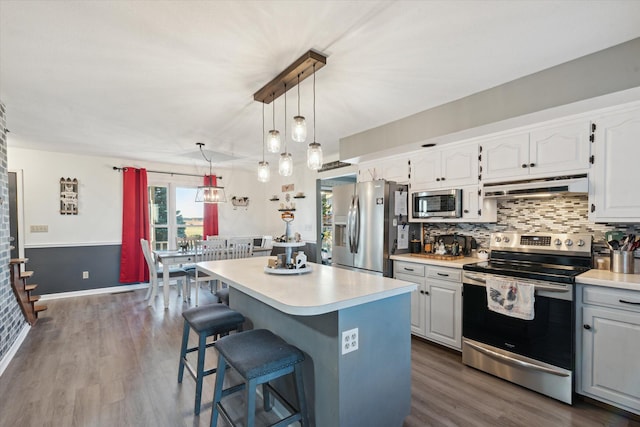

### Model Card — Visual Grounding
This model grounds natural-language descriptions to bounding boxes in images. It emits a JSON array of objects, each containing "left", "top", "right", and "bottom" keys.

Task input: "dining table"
[{"left": 152, "top": 249, "right": 198, "bottom": 308}]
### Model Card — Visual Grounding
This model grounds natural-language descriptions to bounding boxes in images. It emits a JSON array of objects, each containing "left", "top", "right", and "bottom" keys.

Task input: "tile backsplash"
[{"left": 422, "top": 195, "right": 640, "bottom": 250}]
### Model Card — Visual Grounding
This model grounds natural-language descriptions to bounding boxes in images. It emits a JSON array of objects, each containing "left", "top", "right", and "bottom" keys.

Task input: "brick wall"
[{"left": 0, "top": 102, "right": 25, "bottom": 362}]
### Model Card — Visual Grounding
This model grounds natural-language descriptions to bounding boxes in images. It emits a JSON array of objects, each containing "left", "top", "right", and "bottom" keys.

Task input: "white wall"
[{"left": 8, "top": 147, "right": 321, "bottom": 247}]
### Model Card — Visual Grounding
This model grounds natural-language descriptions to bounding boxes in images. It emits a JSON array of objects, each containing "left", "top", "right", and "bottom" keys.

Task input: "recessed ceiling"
[{"left": 1, "top": 1, "right": 640, "bottom": 169}]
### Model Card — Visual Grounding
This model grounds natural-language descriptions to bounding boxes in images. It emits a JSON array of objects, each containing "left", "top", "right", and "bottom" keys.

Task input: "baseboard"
[
  {"left": 40, "top": 283, "right": 149, "bottom": 300},
  {"left": 0, "top": 323, "right": 31, "bottom": 377}
]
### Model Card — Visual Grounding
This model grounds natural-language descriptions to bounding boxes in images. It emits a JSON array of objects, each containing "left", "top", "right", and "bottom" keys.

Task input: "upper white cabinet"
[
  {"left": 358, "top": 156, "right": 409, "bottom": 183},
  {"left": 589, "top": 107, "right": 640, "bottom": 222},
  {"left": 410, "top": 144, "right": 478, "bottom": 190},
  {"left": 480, "top": 120, "right": 590, "bottom": 182}
]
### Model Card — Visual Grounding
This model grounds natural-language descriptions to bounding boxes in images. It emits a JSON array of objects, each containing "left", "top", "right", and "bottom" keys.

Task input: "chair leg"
[
  {"left": 245, "top": 378, "right": 257, "bottom": 427},
  {"left": 194, "top": 332, "right": 207, "bottom": 415},
  {"left": 195, "top": 279, "right": 200, "bottom": 307},
  {"left": 147, "top": 278, "right": 158, "bottom": 306},
  {"left": 294, "top": 364, "right": 309, "bottom": 426},
  {"left": 182, "top": 277, "right": 189, "bottom": 302},
  {"left": 210, "top": 354, "right": 227, "bottom": 427},
  {"left": 262, "top": 383, "right": 272, "bottom": 411},
  {"left": 178, "top": 321, "right": 190, "bottom": 383}
]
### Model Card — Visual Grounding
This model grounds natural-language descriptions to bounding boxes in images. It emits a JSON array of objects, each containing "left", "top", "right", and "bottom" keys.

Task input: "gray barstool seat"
[
  {"left": 210, "top": 329, "right": 309, "bottom": 427},
  {"left": 178, "top": 304, "right": 245, "bottom": 415}
]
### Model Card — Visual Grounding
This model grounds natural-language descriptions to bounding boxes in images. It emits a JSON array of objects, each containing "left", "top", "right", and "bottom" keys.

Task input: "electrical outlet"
[
  {"left": 341, "top": 328, "right": 359, "bottom": 355},
  {"left": 82, "top": 271, "right": 89, "bottom": 279}
]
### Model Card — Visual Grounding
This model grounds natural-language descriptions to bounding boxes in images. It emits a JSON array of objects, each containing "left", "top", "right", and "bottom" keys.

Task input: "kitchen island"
[{"left": 197, "top": 257, "right": 416, "bottom": 427}]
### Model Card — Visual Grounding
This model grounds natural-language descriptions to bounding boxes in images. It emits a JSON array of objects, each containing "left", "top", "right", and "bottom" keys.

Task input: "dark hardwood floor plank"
[{"left": 1, "top": 286, "right": 638, "bottom": 427}]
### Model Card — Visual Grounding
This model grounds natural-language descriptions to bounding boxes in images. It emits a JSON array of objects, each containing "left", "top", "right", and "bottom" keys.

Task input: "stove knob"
[
  {"left": 577, "top": 239, "right": 585, "bottom": 247},
  {"left": 495, "top": 237, "right": 502, "bottom": 243},
  {"left": 503, "top": 237, "right": 510, "bottom": 243},
  {"left": 565, "top": 239, "right": 573, "bottom": 247},
  {"left": 554, "top": 238, "right": 562, "bottom": 246}
]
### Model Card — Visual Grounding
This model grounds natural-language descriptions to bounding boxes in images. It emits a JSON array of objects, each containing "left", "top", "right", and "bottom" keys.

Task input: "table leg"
[{"left": 163, "top": 263, "right": 170, "bottom": 309}]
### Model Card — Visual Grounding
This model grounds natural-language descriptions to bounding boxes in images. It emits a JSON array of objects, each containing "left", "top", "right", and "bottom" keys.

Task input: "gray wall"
[
  {"left": 341, "top": 37, "right": 640, "bottom": 161},
  {"left": 0, "top": 102, "right": 25, "bottom": 362},
  {"left": 24, "top": 245, "right": 124, "bottom": 294}
]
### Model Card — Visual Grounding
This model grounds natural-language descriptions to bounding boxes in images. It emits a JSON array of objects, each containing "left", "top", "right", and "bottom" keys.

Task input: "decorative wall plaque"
[{"left": 60, "top": 177, "right": 78, "bottom": 215}]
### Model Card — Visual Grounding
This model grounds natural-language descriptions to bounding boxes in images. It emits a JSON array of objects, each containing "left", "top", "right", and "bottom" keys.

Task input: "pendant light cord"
[
  {"left": 283, "top": 82, "right": 287, "bottom": 152},
  {"left": 313, "top": 63, "right": 316, "bottom": 141},
  {"left": 197, "top": 143, "right": 214, "bottom": 186},
  {"left": 297, "top": 73, "right": 301, "bottom": 115},
  {"left": 272, "top": 92, "right": 276, "bottom": 130},
  {"left": 262, "top": 102, "right": 265, "bottom": 161}
]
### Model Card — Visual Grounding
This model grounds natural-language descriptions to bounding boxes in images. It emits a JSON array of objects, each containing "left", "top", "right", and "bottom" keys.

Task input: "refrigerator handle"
[
  {"left": 353, "top": 195, "right": 361, "bottom": 253},
  {"left": 347, "top": 195, "right": 355, "bottom": 253}
]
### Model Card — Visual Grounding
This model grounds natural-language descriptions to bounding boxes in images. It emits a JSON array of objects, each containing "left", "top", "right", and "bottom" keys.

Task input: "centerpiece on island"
[{"left": 265, "top": 211, "right": 312, "bottom": 275}]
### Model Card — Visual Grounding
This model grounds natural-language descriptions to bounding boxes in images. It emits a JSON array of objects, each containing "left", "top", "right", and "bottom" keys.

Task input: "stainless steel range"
[{"left": 462, "top": 232, "right": 592, "bottom": 404}]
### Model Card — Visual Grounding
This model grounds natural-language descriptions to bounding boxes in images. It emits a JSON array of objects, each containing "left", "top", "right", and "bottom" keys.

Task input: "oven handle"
[
  {"left": 463, "top": 274, "right": 570, "bottom": 293},
  {"left": 465, "top": 341, "right": 570, "bottom": 377}
]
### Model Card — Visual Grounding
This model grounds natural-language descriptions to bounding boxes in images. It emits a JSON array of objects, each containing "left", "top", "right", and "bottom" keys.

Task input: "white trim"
[
  {"left": 40, "top": 283, "right": 149, "bottom": 300},
  {"left": 0, "top": 323, "right": 30, "bottom": 378},
  {"left": 24, "top": 241, "right": 121, "bottom": 249}
]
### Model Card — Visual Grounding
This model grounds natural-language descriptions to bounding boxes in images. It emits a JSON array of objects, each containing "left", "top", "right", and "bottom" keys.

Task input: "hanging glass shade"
[
  {"left": 279, "top": 152, "right": 293, "bottom": 177},
  {"left": 257, "top": 160, "right": 270, "bottom": 182},
  {"left": 195, "top": 184, "right": 227, "bottom": 203},
  {"left": 307, "top": 142, "right": 323, "bottom": 170},
  {"left": 292, "top": 115, "right": 307, "bottom": 142},
  {"left": 267, "top": 129, "right": 281, "bottom": 153}
]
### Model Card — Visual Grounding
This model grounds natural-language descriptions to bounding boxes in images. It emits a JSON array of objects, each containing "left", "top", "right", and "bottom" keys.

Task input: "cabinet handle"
[
  {"left": 590, "top": 204, "right": 595, "bottom": 213},
  {"left": 583, "top": 324, "right": 591, "bottom": 330},
  {"left": 441, "top": 177, "right": 446, "bottom": 181},
  {"left": 619, "top": 299, "right": 640, "bottom": 305},
  {"left": 521, "top": 164, "right": 528, "bottom": 168},
  {"left": 436, "top": 178, "right": 440, "bottom": 182},
  {"left": 529, "top": 163, "right": 535, "bottom": 167},
  {"left": 437, "top": 272, "right": 449, "bottom": 277},
  {"left": 404, "top": 267, "right": 414, "bottom": 272},
  {"left": 425, "top": 290, "right": 429, "bottom": 295},
  {"left": 464, "top": 209, "right": 469, "bottom": 214},
  {"left": 420, "top": 290, "right": 425, "bottom": 294}
]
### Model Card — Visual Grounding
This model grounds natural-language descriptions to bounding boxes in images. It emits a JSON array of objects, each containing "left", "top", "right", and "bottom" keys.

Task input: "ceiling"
[{"left": 2, "top": 1, "right": 640, "bottom": 170}]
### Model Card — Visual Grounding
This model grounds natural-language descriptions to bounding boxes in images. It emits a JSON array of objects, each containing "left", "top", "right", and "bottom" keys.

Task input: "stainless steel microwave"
[{"left": 411, "top": 189, "right": 462, "bottom": 219}]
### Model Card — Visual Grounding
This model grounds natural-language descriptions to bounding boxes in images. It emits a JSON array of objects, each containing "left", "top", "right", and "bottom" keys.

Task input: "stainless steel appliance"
[
  {"left": 411, "top": 189, "right": 462, "bottom": 219},
  {"left": 462, "top": 232, "right": 592, "bottom": 404},
  {"left": 332, "top": 180, "right": 418, "bottom": 277}
]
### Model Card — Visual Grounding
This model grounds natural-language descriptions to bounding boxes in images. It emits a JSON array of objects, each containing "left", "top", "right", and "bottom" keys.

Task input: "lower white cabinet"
[
  {"left": 577, "top": 285, "right": 640, "bottom": 415},
  {"left": 395, "top": 261, "right": 462, "bottom": 350}
]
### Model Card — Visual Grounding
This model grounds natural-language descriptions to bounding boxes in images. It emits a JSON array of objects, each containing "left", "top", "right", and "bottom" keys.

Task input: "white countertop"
[
  {"left": 577, "top": 269, "right": 640, "bottom": 291},
  {"left": 390, "top": 253, "right": 479, "bottom": 269},
  {"left": 197, "top": 257, "right": 417, "bottom": 316}
]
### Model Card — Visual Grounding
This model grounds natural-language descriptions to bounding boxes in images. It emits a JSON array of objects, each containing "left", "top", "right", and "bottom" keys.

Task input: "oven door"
[{"left": 462, "top": 277, "right": 574, "bottom": 370}]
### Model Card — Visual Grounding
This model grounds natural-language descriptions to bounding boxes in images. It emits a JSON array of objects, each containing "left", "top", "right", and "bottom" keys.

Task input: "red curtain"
[
  {"left": 119, "top": 167, "right": 150, "bottom": 283},
  {"left": 203, "top": 175, "right": 219, "bottom": 238}
]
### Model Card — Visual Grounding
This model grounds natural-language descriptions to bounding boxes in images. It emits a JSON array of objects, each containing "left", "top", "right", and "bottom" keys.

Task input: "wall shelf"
[
  {"left": 278, "top": 209, "right": 296, "bottom": 212},
  {"left": 269, "top": 198, "right": 280, "bottom": 201}
]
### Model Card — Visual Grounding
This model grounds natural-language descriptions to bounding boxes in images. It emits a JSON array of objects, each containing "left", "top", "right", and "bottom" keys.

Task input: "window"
[{"left": 148, "top": 184, "right": 203, "bottom": 250}]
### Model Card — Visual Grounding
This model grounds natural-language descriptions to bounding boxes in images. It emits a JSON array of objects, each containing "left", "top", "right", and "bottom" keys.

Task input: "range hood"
[{"left": 483, "top": 174, "right": 588, "bottom": 199}]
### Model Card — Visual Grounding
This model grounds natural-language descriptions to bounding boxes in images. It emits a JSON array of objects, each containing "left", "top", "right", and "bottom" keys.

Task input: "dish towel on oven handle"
[{"left": 486, "top": 277, "right": 535, "bottom": 320}]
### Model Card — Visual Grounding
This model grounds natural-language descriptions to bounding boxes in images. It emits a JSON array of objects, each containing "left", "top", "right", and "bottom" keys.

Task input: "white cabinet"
[
  {"left": 394, "top": 260, "right": 462, "bottom": 350},
  {"left": 480, "top": 120, "right": 590, "bottom": 182},
  {"left": 358, "top": 156, "right": 409, "bottom": 183},
  {"left": 577, "top": 285, "right": 640, "bottom": 415},
  {"left": 589, "top": 107, "right": 640, "bottom": 222},
  {"left": 424, "top": 266, "right": 462, "bottom": 350},
  {"left": 395, "top": 261, "right": 427, "bottom": 336},
  {"left": 410, "top": 144, "right": 478, "bottom": 190}
]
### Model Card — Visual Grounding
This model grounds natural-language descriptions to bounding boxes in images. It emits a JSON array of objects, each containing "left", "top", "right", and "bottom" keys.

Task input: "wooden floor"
[{"left": 0, "top": 287, "right": 638, "bottom": 427}]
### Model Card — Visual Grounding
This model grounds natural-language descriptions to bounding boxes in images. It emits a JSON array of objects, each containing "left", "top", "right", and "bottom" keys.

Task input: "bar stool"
[
  {"left": 210, "top": 329, "right": 309, "bottom": 427},
  {"left": 178, "top": 304, "right": 245, "bottom": 415}
]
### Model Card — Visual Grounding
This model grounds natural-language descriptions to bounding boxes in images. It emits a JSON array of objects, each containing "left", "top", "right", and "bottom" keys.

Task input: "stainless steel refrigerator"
[{"left": 332, "top": 180, "right": 418, "bottom": 277}]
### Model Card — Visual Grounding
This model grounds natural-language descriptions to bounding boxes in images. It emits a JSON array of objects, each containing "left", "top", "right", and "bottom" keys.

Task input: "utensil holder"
[{"left": 610, "top": 250, "right": 634, "bottom": 274}]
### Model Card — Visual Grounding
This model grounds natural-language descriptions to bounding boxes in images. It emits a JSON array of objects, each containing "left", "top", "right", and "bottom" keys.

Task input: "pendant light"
[
  {"left": 257, "top": 102, "right": 270, "bottom": 182},
  {"left": 195, "top": 143, "right": 227, "bottom": 203},
  {"left": 267, "top": 92, "right": 281, "bottom": 153},
  {"left": 307, "top": 64, "right": 323, "bottom": 170},
  {"left": 279, "top": 83, "right": 293, "bottom": 177},
  {"left": 292, "top": 73, "right": 307, "bottom": 142}
]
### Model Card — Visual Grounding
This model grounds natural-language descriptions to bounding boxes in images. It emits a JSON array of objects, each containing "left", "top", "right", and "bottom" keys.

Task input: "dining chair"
[
  {"left": 189, "top": 244, "right": 228, "bottom": 306},
  {"left": 140, "top": 238, "right": 189, "bottom": 305},
  {"left": 205, "top": 235, "right": 228, "bottom": 248},
  {"left": 228, "top": 237, "right": 254, "bottom": 259}
]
